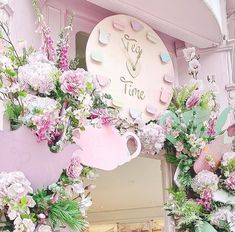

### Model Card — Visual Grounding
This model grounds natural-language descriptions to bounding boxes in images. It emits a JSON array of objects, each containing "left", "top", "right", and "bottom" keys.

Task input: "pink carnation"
[
  {"left": 225, "top": 172, "right": 235, "bottom": 190},
  {"left": 60, "top": 70, "right": 85, "bottom": 97},
  {"left": 186, "top": 91, "right": 200, "bottom": 109},
  {"left": 66, "top": 156, "right": 83, "bottom": 179}
]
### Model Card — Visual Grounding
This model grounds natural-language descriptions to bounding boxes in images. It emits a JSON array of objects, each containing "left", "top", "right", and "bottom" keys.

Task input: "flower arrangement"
[
  {"left": 0, "top": 157, "right": 96, "bottom": 232},
  {"left": 163, "top": 48, "right": 235, "bottom": 232}
]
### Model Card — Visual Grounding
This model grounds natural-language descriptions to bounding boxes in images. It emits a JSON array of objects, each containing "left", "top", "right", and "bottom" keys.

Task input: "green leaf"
[
  {"left": 195, "top": 221, "right": 217, "bottom": 232},
  {"left": 165, "top": 153, "right": 179, "bottom": 165},
  {"left": 159, "top": 111, "right": 179, "bottom": 126},
  {"left": 215, "top": 107, "right": 232, "bottom": 134},
  {"left": 194, "top": 107, "right": 211, "bottom": 124},
  {"left": 166, "top": 134, "right": 177, "bottom": 145},
  {"left": 182, "top": 111, "right": 193, "bottom": 126},
  {"left": 5, "top": 69, "right": 16, "bottom": 76},
  {"left": 18, "top": 91, "right": 27, "bottom": 97}
]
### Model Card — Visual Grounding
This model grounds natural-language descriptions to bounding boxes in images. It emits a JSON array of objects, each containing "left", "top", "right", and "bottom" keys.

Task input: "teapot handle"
[{"left": 122, "top": 131, "right": 141, "bottom": 159}]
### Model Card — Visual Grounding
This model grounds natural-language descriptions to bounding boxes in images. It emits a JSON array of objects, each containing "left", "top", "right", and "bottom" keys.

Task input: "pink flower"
[
  {"left": 186, "top": 91, "right": 201, "bottom": 109},
  {"left": 33, "top": 115, "right": 52, "bottom": 142},
  {"left": 227, "top": 124, "right": 235, "bottom": 137},
  {"left": 41, "top": 25, "right": 56, "bottom": 62},
  {"left": 225, "top": 172, "right": 235, "bottom": 190},
  {"left": 57, "top": 42, "right": 69, "bottom": 72},
  {"left": 196, "top": 189, "right": 213, "bottom": 210},
  {"left": 175, "top": 141, "right": 184, "bottom": 153},
  {"left": 207, "top": 118, "right": 216, "bottom": 136},
  {"left": 60, "top": 70, "right": 85, "bottom": 97},
  {"left": 91, "top": 109, "right": 113, "bottom": 126},
  {"left": 66, "top": 156, "right": 83, "bottom": 179}
]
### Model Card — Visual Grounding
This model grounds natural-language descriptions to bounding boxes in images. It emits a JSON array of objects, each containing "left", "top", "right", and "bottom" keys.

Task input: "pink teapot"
[
  {"left": 74, "top": 125, "right": 141, "bottom": 170},
  {"left": 0, "top": 126, "right": 78, "bottom": 190}
]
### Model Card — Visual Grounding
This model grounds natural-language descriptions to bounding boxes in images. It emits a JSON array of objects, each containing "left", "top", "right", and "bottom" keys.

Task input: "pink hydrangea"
[
  {"left": 225, "top": 172, "right": 235, "bottom": 190},
  {"left": 186, "top": 91, "right": 201, "bottom": 109},
  {"left": 66, "top": 156, "right": 83, "bottom": 179},
  {"left": 60, "top": 70, "right": 86, "bottom": 97}
]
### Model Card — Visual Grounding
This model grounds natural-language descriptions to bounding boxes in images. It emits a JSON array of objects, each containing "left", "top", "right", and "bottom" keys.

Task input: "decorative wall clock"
[{"left": 86, "top": 14, "right": 174, "bottom": 121}]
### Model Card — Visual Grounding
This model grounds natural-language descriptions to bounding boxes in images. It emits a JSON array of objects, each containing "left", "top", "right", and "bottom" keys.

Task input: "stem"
[{"left": 0, "top": 23, "right": 22, "bottom": 66}]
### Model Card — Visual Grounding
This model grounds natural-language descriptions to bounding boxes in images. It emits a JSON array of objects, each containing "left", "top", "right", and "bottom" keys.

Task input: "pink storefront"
[{"left": 0, "top": 0, "right": 235, "bottom": 231}]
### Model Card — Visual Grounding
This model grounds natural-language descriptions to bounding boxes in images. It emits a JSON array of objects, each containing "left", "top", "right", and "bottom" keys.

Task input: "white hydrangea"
[
  {"left": 210, "top": 207, "right": 235, "bottom": 231},
  {"left": 0, "top": 171, "right": 33, "bottom": 200},
  {"left": 138, "top": 122, "right": 165, "bottom": 155},
  {"left": 22, "top": 94, "right": 59, "bottom": 124},
  {"left": 18, "top": 52, "right": 57, "bottom": 95},
  {"left": 191, "top": 170, "right": 219, "bottom": 194}
]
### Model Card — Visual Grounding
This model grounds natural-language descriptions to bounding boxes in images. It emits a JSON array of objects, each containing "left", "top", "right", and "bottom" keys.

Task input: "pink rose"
[
  {"left": 66, "top": 156, "right": 83, "bottom": 179},
  {"left": 186, "top": 91, "right": 201, "bottom": 109}
]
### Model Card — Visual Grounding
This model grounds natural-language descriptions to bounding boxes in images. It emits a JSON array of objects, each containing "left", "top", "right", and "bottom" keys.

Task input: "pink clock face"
[{"left": 86, "top": 14, "right": 174, "bottom": 122}]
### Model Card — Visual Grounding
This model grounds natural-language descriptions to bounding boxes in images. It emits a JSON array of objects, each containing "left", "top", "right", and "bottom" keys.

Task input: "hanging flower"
[
  {"left": 183, "top": 47, "right": 196, "bottom": 62},
  {"left": 196, "top": 189, "right": 213, "bottom": 210},
  {"left": 60, "top": 69, "right": 86, "bottom": 96},
  {"left": 191, "top": 170, "right": 219, "bottom": 194},
  {"left": 188, "top": 58, "right": 200, "bottom": 75}
]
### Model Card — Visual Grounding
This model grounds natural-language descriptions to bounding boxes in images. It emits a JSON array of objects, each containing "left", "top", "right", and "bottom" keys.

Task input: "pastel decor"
[
  {"left": 0, "top": 126, "right": 78, "bottom": 190},
  {"left": 160, "top": 52, "right": 171, "bottom": 63},
  {"left": 99, "top": 29, "right": 110, "bottom": 45},
  {"left": 96, "top": 74, "right": 110, "bottom": 87},
  {"left": 146, "top": 105, "right": 158, "bottom": 115},
  {"left": 164, "top": 74, "right": 174, "bottom": 84},
  {"left": 160, "top": 88, "right": 172, "bottom": 104},
  {"left": 91, "top": 50, "right": 104, "bottom": 63},
  {"left": 194, "top": 135, "right": 231, "bottom": 173},
  {"left": 146, "top": 31, "right": 158, "bottom": 43},
  {"left": 131, "top": 20, "right": 143, "bottom": 31},
  {"left": 129, "top": 107, "right": 141, "bottom": 119},
  {"left": 86, "top": 15, "right": 174, "bottom": 122},
  {"left": 74, "top": 126, "right": 141, "bottom": 170},
  {"left": 112, "top": 20, "right": 125, "bottom": 31}
]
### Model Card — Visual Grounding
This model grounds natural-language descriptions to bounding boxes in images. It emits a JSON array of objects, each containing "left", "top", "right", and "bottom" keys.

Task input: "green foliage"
[
  {"left": 215, "top": 107, "right": 232, "bottom": 135},
  {"left": 49, "top": 200, "right": 86, "bottom": 230},
  {"left": 5, "top": 101, "right": 23, "bottom": 130},
  {"left": 195, "top": 221, "right": 217, "bottom": 232},
  {"left": 33, "top": 189, "right": 51, "bottom": 211},
  {"left": 69, "top": 57, "right": 79, "bottom": 70},
  {"left": 165, "top": 153, "right": 179, "bottom": 166}
]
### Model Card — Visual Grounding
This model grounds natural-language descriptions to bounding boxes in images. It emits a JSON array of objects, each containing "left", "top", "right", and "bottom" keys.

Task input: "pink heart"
[
  {"left": 112, "top": 20, "right": 125, "bottom": 31},
  {"left": 164, "top": 74, "right": 174, "bottom": 84},
  {"left": 96, "top": 74, "right": 110, "bottom": 87},
  {"left": 160, "top": 88, "right": 172, "bottom": 104}
]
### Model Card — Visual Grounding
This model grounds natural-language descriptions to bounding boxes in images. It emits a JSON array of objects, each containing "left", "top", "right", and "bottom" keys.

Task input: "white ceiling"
[
  {"left": 86, "top": 0, "right": 223, "bottom": 48},
  {"left": 88, "top": 157, "right": 164, "bottom": 224}
]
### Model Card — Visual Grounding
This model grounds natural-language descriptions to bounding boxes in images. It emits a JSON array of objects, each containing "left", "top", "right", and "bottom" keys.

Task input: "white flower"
[
  {"left": 191, "top": 170, "right": 219, "bottom": 194},
  {"left": 183, "top": 47, "right": 196, "bottom": 62},
  {"left": 80, "top": 194, "right": 92, "bottom": 216},
  {"left": 72, "top": 182, "right": 85, "bottom": 194},
  {"left": 37, "top": 225, "right": 52, "bottom": 232},
  {"left": 138, "top": 123, "right": 165, "bottom": 155},
  {"left": 188, "top": 58, "right": 200, "bottom": 74},
  {"left": 18, "top": 52, "right": 57, "bottom": 95}
]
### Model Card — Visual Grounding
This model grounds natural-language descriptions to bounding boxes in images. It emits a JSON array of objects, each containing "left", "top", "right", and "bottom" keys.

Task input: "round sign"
[{"left": 86, "top": 14, "right": 174, "bottom": 121}]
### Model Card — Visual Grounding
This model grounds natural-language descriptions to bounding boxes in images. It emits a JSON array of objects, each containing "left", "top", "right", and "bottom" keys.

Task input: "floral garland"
[
  {"left": 0, "top": 156, "right": 96, "bottom": 232},
  {"left": 162, "top": 48, "right": 235, "bottom": 232},
  {"left": 0, "top": 0, "right": 235, "bottom": 231}
]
